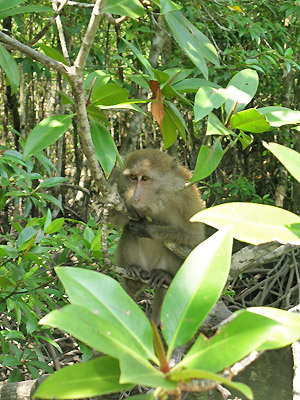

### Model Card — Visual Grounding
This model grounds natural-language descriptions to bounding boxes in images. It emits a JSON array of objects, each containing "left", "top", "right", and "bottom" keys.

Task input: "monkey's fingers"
[
  {"left": 128, "top": 220, "right": 152, "bottom": 238},
  {"left": 148, "top": 269, "right": 173, "bottom": 288},
  {"left": 127, "top": 265, "right": 149, "bottom": 280}
]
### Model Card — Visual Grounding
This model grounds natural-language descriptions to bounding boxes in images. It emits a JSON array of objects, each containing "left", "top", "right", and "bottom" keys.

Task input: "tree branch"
[
  {"left": 74, "top": 0, "right": 106, "bottom": 72},
  {"left": 0, "top": 31, "right": 68, "bottom": 75}
]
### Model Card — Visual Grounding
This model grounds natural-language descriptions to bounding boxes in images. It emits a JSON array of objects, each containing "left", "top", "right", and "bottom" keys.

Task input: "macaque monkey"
[{"left": 111, "top": 149, "right": 205, "bottom": 324}]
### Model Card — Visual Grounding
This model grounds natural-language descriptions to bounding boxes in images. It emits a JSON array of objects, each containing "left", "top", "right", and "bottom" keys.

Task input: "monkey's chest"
[{"left": 136, "top": 237, "right": 182, "bottom": 273}]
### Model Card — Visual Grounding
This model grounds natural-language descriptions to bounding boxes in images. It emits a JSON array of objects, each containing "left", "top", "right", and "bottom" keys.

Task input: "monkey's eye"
[
  {"left": 142, "top": 175, "right": 150, "bottom": 181},
  {"left": 129, "top": 174, "right": 137, "bottom": 181}
]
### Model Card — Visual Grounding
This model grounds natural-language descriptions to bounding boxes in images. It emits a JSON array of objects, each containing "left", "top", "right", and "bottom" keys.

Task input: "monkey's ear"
[{"left": 123, "top": 168, "right": 130, "bottom": 176}]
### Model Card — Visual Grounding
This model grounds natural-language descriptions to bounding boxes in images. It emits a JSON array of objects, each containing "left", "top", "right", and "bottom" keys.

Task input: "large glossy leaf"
[
  {"left": 40, "top": 305, "right": 174, "bottom": 390},
  {"left": 91, "top": 83, "right": 129, "bottom": 106},
  {"left": 177, "top": 310, "right": 281, "bottom": 373},
  {"left": 104, "top": 0, "right": 145, "bottom": 18},
  {"left": 23, "top": 115, "right": 73, "bottom": 160},
  {"left": 90, "top": 119, "right": 117, "bottom": 175},
  {"left": 178, "top": 307, "right": 300, "bottom": 374},
  {"left": 192, "top": 202, "right": 300, "bottom": 245},
  {"left": 194, "top": 87, "right": 228, "bottom": 121},
  {"left": 161, "top": 226, "right": 233, "bottom": 357},
  {"left": 229, "top": 109, "right": 270, "bottom": 133},
  {"left": 164, "top": 9, "right": 219, "bottom": 79},
  {"left": 55, "top": 267, "right": 156, "bottom": 362},
  {"left": 0, "top": 43, "right": 20, "bottom": 94},
  {"left": 169, "top": 369, "right": 252, "bottom": 399},
  {"left": 190, "top": 139, "right": 224, "bottom": 182},
  {"left": 263, "top": 142, "right": 300, "bottom": 183},
  {"left": 225, "top": 69, "right": 258, "bottom": 116},
  {"left": 258, "top": 106, "right": 300, "bottom": 127},
  {"left": 33, "top": 356, "right": 134, "bottom": 400},
  {"left": 248, "top": 307, "right": 300, "bottom": 350}
]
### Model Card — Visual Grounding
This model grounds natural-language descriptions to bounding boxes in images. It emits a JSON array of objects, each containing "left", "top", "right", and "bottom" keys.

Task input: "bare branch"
[
  {"left": 56, "top": 0, "right": 94, "bottom": 7},
  {"left": 52, "top": 0, "right": 71, "bottom": 63},
  {"left": 0, "top": 31, "right": 68, "bottom": 75},
  {"left": 74, "top": 0, "right": 106, "bottom": 72},
  {"left": 229, "top": 242, "right": 298, "bottom": 281},
  {"left": 106, "top": 14, "right": 128, "bottom": 26}
]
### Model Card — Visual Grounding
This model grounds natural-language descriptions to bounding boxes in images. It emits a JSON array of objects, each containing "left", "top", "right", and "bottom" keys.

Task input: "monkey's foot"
[
  {"left": 148, "top": 269, "right": 173, "bottom": 288},
  {"left": 127, "top": 265, "right": 149, "bottom": 281}
]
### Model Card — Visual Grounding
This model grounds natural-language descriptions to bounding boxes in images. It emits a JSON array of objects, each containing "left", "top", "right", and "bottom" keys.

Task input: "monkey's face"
[{"left": 123, "top": 171, "right": 152, "bottom": 211}]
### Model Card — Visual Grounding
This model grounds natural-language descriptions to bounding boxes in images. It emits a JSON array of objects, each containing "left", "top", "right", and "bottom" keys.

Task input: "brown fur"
[{"left": 112, "top": 149, "right": 205, "bottom": 323}]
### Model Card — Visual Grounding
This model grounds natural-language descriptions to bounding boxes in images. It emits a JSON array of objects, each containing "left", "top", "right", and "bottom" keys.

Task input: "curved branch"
[
  {"left": 74, "top": 0, "right": 106, "bottom": 71},
  {"left": 0, "top": 31, "right": 68, "bottom": 75}
]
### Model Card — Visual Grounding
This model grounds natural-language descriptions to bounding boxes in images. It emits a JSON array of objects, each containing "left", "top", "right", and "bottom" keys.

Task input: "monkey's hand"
[
  {"left": 128, "top": 219, "right": 153, "bottom": 238},
  {"left": 127, "top": 265, "right": 150, "bottom": 281},
  {"left": 127, "top": 206, "right": 141, "bottom": 221},
  {"left": 148, "top": 269, "right": 173, "bottom": 288}
]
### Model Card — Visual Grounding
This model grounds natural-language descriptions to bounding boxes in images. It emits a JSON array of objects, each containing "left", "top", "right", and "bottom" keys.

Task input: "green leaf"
[
  {"left": 122, "top": 39, "right": 154, "bottom": 78},
  {"left": 173, "top": 79, "right": 220, "bottom": 93},
  {"left": 17, "top": 227, "right": 37, "bottom": 248},
  {"left": 258, "top": 106, "right": 300, "bottom": 127},
  {"left": 225, "top": 69, "right": 259, "bottom": 116},
  {"left": 192, "top": 202, "right": 300, "bottom": 245},
  {"left": 91, "top": 83, "right": 129, "bottom": 106},
  {"left": 37, "top": 177, "right": 69, "bottom": 189},
  {"left": 194, "top": 87, "right": 228, "bottom": 121},
  {"left": 169, "top": 370, "right": 253, "bottom": 399},
  {"left": 0, "top": 0, "right": 24, "bottom": 12},
  {"left": 206, "top": 113, "right": 232, "bottom": 136},
  {"left": 90, "top": 119, "right": 117, "bottom": 175},
  {"left": 59, "top": 92, "right": 74, "bottom": 105},
  {"left": 104, "top": 0, "right": 145, "bottom": 18},
  {"left": 40, "top": 305, "right": 175, "bottom": 390},
  {"left": 0, "top": 43, "right": 20, "bottom": 94},
  {"left": 84, "top": 70, "right": 110, "bottom": 92},
  {"left": 178, "top": 310, "right": 279, "bottom": 373},
  {"left": 164, "top": 10, "right": 219, "bottom": 79},
  {"left": 0, "top": 5, "right": 53, "bottom": 19},
  {"left": 162, "top": 226, "right": 233, "bottom": 357},
  {"left": 263, "top": 142, "right": 300, "bottom": 183},
  {"left": 190, "top": 139, "right": 224, "bottom": 182},
  {"left": 163, "top": 101, "right": 188, "bottom": 142},
  {"left": 229, "top": 109, "right": 270, "bottom": 133},
  {"left": 248, "top": 307, "right": 300, "bottom": 350},
  {"left": 161, "top": 106, "right": 178, "bottom": 149},
  {"left": 45, "top": 218, "right": 64, "bottom": 235},
  {"left": 39, "top": 44, "right": 70, "bottom": 66},
  {"left": 55, "top": 267, "right": 156, "bottom": 362},
  {"left": 119, "top": 353, "right": 176, "bottom": 389},
  {"left": 160, "top": 0, "right": 182, "bottom": 13},
  {"left": 23, "top": 115, "right": 73, "bottom": 160},
  {"left": 33, "top": 356, "right": 134, "bottom": 400},
  {"left": 38, "top": 193, "right": 63, "bottom": 212}
]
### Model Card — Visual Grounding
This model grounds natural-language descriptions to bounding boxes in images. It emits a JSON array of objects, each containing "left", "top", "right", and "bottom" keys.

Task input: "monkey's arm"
[{"left": 128, "top": 219, "right": 203, "bottom": 249}]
